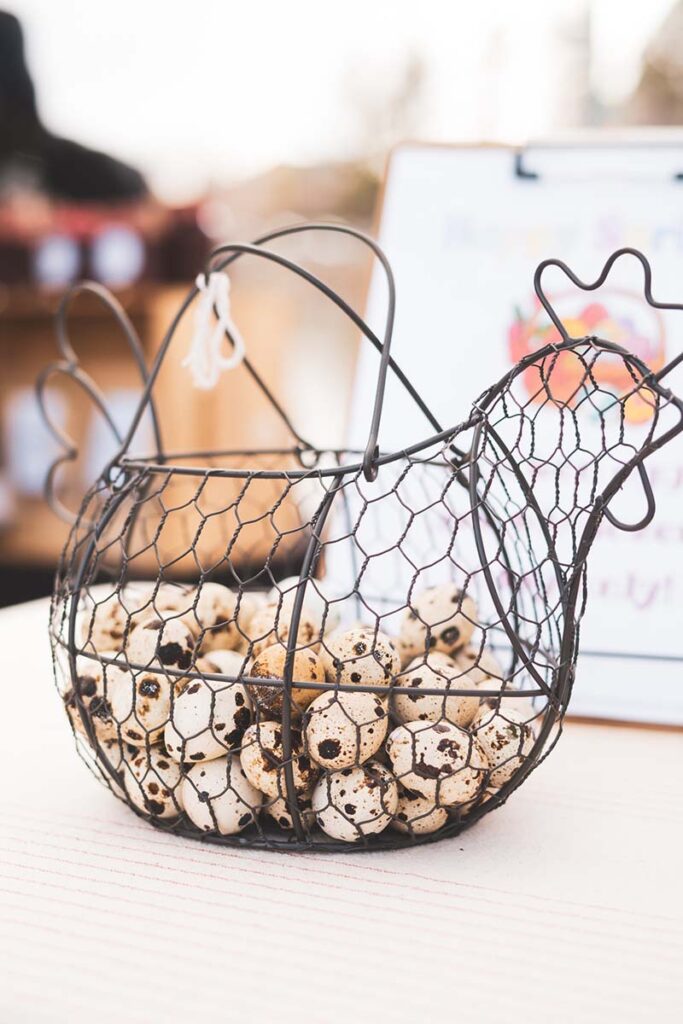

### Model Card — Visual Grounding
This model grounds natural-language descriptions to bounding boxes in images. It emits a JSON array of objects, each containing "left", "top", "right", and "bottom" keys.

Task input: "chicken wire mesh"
[{"left": 40, "top": 227, "right": 683, "bottom": 850}]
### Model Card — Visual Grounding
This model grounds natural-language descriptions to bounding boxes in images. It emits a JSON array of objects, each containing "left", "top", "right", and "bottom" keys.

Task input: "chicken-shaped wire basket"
[{"left": 39, "top": 224, "right": 683, "bottom": 850}]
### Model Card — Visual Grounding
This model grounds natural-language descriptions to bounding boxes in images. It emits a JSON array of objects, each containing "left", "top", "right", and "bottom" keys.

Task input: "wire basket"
[{"left": 39, "top": 224, "right": 683, "bottom": 850}]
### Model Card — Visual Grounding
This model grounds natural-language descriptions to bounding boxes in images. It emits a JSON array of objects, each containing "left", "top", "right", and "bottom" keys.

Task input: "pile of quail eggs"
[{"left": 60, "top": 575, "right": 537, "bottom": 844}]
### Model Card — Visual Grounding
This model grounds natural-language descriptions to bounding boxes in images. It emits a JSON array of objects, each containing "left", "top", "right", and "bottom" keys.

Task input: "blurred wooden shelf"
[
  {"left": 0, "top": 499, "right": 68, "bottom": 568},
  {"left": 0, "top": 271, "right": 355, "bottom": 580},
  {"left": 0, "top": 282, "right": 186, "bottom": 576}
]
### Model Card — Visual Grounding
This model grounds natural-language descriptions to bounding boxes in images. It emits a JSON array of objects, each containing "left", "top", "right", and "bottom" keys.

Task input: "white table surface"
[{"left": 1, "top": 598, "right": 681, "bottom": 1024}]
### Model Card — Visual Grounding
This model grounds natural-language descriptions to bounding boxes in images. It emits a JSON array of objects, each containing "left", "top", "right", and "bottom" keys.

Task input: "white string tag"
[{"left": 182, "top": 271, "right": 246, "bottom": 390}]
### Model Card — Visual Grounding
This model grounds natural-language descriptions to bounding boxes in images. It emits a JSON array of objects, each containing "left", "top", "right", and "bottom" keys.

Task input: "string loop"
[{"left": 182, "top": 272, "right": 246, "bottom": 390}]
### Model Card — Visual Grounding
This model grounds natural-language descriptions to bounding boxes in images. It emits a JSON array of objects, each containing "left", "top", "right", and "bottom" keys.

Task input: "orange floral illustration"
[{"left": 508, "top": 291, "right": 666, "bottom": 423}]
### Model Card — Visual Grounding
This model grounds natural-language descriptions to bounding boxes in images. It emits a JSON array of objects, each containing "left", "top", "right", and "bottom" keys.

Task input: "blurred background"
[{"left": 1, "top": 0, "right": 682, "bottom": 604}]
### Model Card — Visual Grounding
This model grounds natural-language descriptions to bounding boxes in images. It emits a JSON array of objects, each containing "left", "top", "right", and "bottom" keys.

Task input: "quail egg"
[
  {"left": 126, "top": 616, "right": 195, "bottom": 674},
  {"left": 304, "top": 690, "right": 388, "bottom": 770},
  {"left": 98, "top": 734, "right": 132, "bottom": 773},
  {"left": 76, "top": 587, "right": 129, "bottom": 654},
  {"left": 184, "top": 581, "right": 240, "bottom": 652},
  {"left": 472, "top": 705, "right": 535, "bottom": 786},
  {"left": 122, "top": 580, "right": 194, "bottom": 618},
  {"left": 398, "top": 583, "right": 477, "bottom": 663},
  {"left": 247, "top": 603, "right": 321, "bottom": 657},
  {"left": 164, "top": 652, "right": 252, "bottom": 763},
  {"left": 456, "top": 786, "right": 500, "bottom": 818},
  {"left": 392, "top": 651, "right": 481, "bottom": 728},
  {"left": 264, "top": 790, "right": 315, "bottom": 831},
  {"left": 320, "top": 627, "right": 400, "bottom": 688},
  {"left": 240, "top": 720, "right": 317, "bottom": 798},
  {"left": 268, "top": 575, "right": 339, "bottom": 632},
  {"left": 123, "top": 745, "right": 184, "bottom": 819},
  {"left": 64, "top": 652, "right": 120, "bottom": 742},
  {"left": 234, "top": 590, "right": 268, "bottom": 634},
  {"left": 386, "top": 720, "right": 488, "bottom": 807},
  {"left": 247, "top": 644, "right": 324, "bottom": 716},
  {"left": 107, "top": 660, "right": 182, "bottom": 747},
  {"left": 312, "top": 761, "right": 398, "bottom": 842},
  {"left": 181, "top": 753, "right": 263, "bottom": 834},
  {"left": 391, "top": 788, "right": 449, "bottom": 835},
  {"left": 454, "top": 644, "right": 504, "bottom": 686}
]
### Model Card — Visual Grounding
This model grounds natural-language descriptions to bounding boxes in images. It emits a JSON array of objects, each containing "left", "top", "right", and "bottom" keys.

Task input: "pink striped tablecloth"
[{"left": 1, "top": 599, "right": 681, "bottom": 1023}]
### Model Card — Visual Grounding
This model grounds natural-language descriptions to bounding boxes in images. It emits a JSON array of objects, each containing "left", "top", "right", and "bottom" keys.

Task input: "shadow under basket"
[{"left": 42, "top": 225, "right": 683, "bottom": 851}]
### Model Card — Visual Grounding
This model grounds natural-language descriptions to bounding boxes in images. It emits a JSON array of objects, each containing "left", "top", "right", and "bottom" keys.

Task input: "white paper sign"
[{"left": 349, "top": 142, "right": 683, "bottom": 724}]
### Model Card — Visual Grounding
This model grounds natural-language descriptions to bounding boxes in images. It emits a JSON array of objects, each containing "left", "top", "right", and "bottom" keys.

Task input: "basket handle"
[
  {"left": 36, "top": 282, "right": 163, "bottom": 524},
  {"left": 112, "top": 223, "right": 444, "bottom": 483},
  {"left": 534, "top": 247, "right": 683, "bottom": 532}
]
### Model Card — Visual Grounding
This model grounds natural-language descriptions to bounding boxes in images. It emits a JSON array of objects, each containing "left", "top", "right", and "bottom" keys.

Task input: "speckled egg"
[
  {"left": 198, "top": 649, "right": 251, "bottom": 679},
  {"left": 122, "top": 580, "right": 194, "bottom": 618},
  {"left": 456, "top": 644, "right": 533, "bottom": 716},
  {"left": 247, "top": 644, "right": 324, "bottom": 717},
  {"left": 244, "top": 602, "right": 283, "bottom": 652},
  {"left": 320, "top": 627, "right": 400, "bottom": 688},
  {"left": 454, "top": 645, "right": 505, "bottom": 686},
  {"left": 472, "top": 705, "right": 535, "bottom": 786},
  {"left": 247, "top": 603, "right": 322, "bottom": 657},
  {"left": 123, "top": 745, "right": 184, "bottom": 819},
  {"left": 184, "top": 582, "right": 240, "bottom": 652},
  {"left": 392, "top": 651, "right": 481, "bottom": 728},
  {"left": 181, "top": 753, "right": 263, "bottom": 834},
  {"left": 398, "top": 583, "right": 478, "bottom": 664},
  {"left": 456, "top": 786, "right": 500, "bottom": 818},
  {"left": 268, "top": 576, "right": 339, "bottom": 633},
  {"left": 311, "top": 761, "right": 398, "bottom": 842},
  {"left": 64, "top": 696, "right": 131, "bottom": 796},
  {"left": 264, "top": 790, "right": 315, "bottom": 831},
  {"left": 234, "top": 590, "right": 268, "bottom": 634},
  {"left": 107, "top": 661, "right": 181, "bottom": 746},
  {"left": 386, "top": 720, "right": 488, "bottom": 807},
  {"left": 126, "top": 616, "right": 195, "bottom": 674},
  {"left": 64, "top": 653, "right": 120, "bottom": 742},
  {"left": 391, "top": 788, "right": 449, "bottom": 835},
  {"left": 304, "top": 690, "right": 388, "bottom": 770},
  {"left": 77, "top": 580, "right": 178, "bottom": 636},
  {"left": 240, "top": 720, "right": 317, "bottom": 798},
  {"left": 99, "top": 734, "right": 136, "bottom": 773},
  {"left": 76, "top": 588, "right": 128, "bottom": 654},
  {"left": 164, "top": 653, "right": 252, "bottom": 763}
]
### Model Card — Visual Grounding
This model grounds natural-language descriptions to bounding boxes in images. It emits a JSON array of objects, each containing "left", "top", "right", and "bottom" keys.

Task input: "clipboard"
[{"left": 348, "top": 138, "right": 683, "bottom": 727}]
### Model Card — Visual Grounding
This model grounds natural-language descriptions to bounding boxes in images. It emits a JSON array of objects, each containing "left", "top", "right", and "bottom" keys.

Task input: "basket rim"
[{"left": 115, "top": 429, "right": 474, "bottom": 481}]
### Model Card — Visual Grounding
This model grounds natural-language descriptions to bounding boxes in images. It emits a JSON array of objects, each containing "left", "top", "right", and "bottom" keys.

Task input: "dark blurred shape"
[
  {"left": 157, "top": 206, "right": 212, "bottom": 282},
  {"left": 0, "top": 10, "right": 147, "bottom": 203},
  {"left": 0, "top": 10, "right": 208, "bottom": 289}
]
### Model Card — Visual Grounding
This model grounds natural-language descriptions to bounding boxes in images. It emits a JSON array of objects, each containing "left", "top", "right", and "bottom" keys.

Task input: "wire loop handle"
[{"left": 111, "top": 224, "right": 400, "bottom": 482}]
